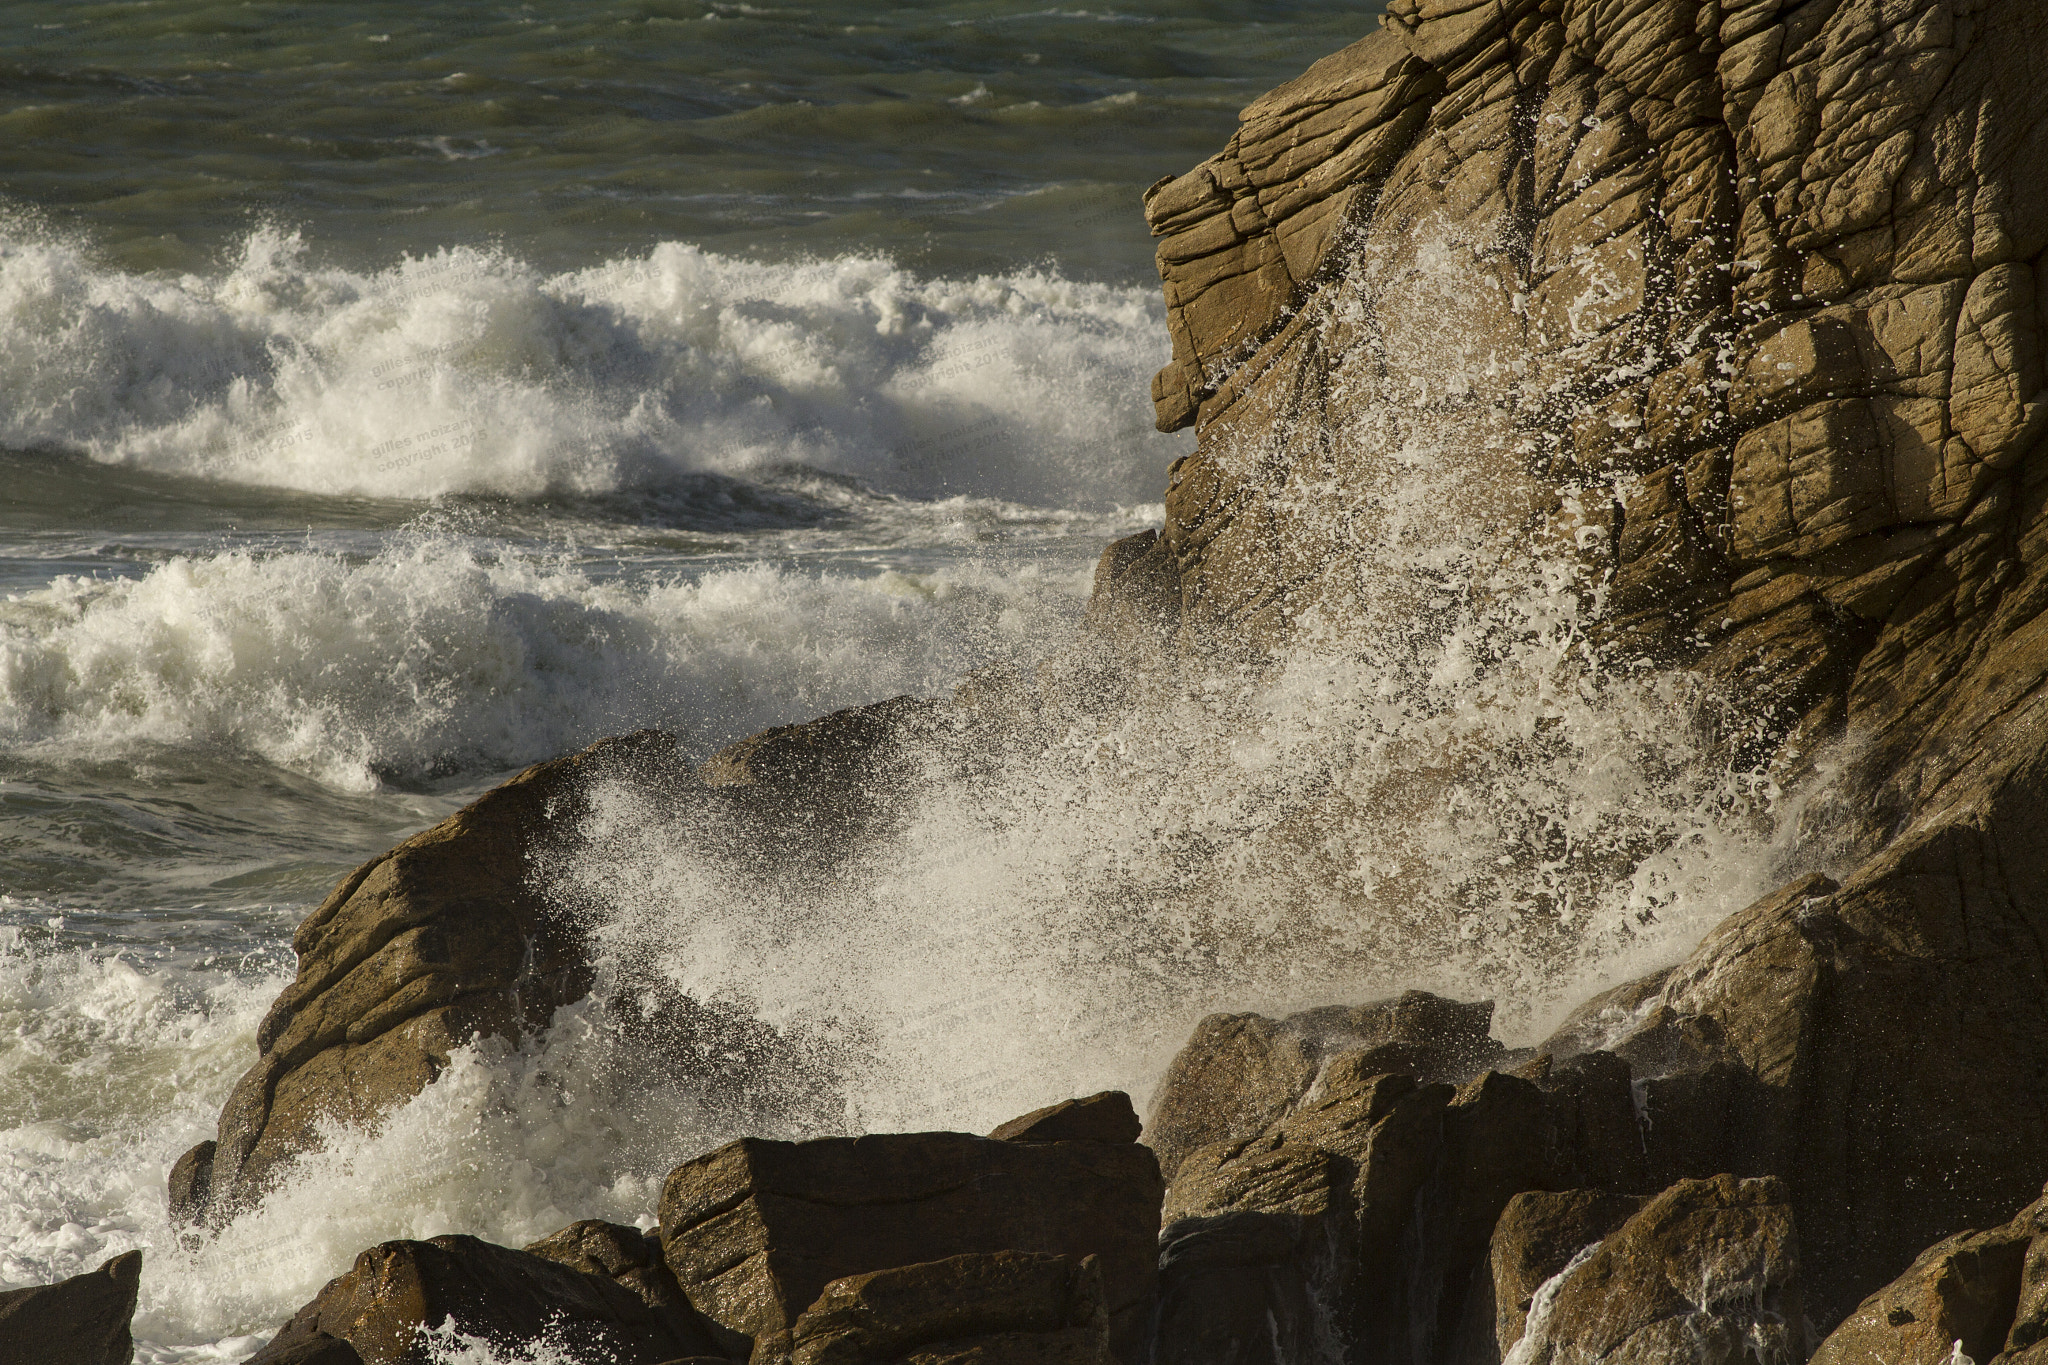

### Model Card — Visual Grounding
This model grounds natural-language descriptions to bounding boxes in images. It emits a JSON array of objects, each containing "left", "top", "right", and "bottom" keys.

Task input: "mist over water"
[{"left": 0, "top": 3, "right": 1816, "bottom": 1361}]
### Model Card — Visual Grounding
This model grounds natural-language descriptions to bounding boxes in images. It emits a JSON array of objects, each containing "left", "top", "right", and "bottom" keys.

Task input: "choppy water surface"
[{"left": 0, "top": 3, "right": 1811, "bottom": 1361}]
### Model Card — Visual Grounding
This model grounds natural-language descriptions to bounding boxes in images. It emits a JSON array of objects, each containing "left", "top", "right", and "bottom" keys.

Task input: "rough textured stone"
[
  {"left": 522, "top": 1218, "right": 715, "bottom": 1337},
  {"left": 783, "top": 1253, "right": 1112, "bottom": 1365},
  {"left": 247, "top": 1233, "right": 724, "bottom": 1365},
  {"left": 192, "top": 731, "right": 680, "bottom": 1220},
  {"left": 657, "top": 1132, "right": 1161, "bottom": 1363},
  {"left": 0, "top": 1250, "right": 141, "bottom": 1365},
  {"left": 1506, "top": 1175, "right": 1806, "bottom": 1365},
  {"left": 1486, "top": 1190, "right": 1646, "bottom": 1357},
  {"left": 1810, "top": 1183, "right": 2048, "bottom": 1365},
  {"left": 1146, "top": 990, "right": 1502, "bottom": 1183},
  {"left": 988, "top": 1093, "right": 1142, "bottom": 1146}
]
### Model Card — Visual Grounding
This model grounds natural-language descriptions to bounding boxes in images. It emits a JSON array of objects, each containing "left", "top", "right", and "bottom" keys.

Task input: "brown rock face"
[
  {"left": 185, "top": 731, "right": 680, "bottom": 1222},
  {"left": 1811, "top": 1183, "right": 2048, "bottom": 1365},
  {"left": 0, "top": 1250, "right": 141, "bottom": 1365},
  {"left": 988, "top": 1092, "right": 1143, "bottom": 1146},
  {"left": 1146, "top": 990, "right": 1502, "bottom": 1183},
  {"left": 1486, "top": 1190, "right": 1645, "bottom": 1357},
  {"left": 1508, "top": 1175, "right": 1806, "bottom": 1365},
  {"left": 246, "top": 1232, "right": 725, "bottom": 1365},
  {"left": 785, "top": 1253, "right": 1112, "bottom": 1365},
  {"left": 656, "top": 1131, "right": 1162, "bottom": 1363},
  {"left": 1152, "top": 1044, "right": 1648, "bottom": 1365}
]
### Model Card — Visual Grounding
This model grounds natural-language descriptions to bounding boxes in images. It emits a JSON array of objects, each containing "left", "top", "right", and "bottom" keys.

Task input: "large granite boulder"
[
  {"left": 0, "top": 1250, "right": 141, "bottom": 1365},
  {"left": 657, "top": 1114, "right": 1162, "bottom": 1363},
  {"left": 246, "top": 1232, "right": 727, "bottom": 1365}
]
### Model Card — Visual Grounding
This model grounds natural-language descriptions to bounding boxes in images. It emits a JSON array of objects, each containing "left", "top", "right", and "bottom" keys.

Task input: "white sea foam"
[
  {"left": 0, "top": 226, "right": 1179, "bottom": 510},
  {"left": 0, "top": 536, "right": 1094, "bottom": 791}
]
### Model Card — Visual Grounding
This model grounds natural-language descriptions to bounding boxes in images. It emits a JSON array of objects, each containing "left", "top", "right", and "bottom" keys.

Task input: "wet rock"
[
  {"left": 1810, "top": 1184, "right": 2048, "bottom": 1365},
  {"left": 1505, "top": 1175, "right": 1806, "bottom": 1365},
  {"left": 782, "top": 1252, "right": 1112, "bottom": 1365},
  {"left": 0, "top": 1250, "right": 141, "bottom": 1365},
  {"left": 247, "top": 1233, "right": 725, "bottom": 1365},
  {"left": 988, "top": 1092, "right": 1143, "bottom": 1145},
  {"left": 1148, "top": 1034, "right": 1648, "bottom": 1365},
  {"left": 657, "top": 1130, "right": 1162, "bottom": 1363},
  {"left": 698, "top": 694, "right": 941, "bottom": 846},
  {"left": 1485, "top": 1189, "right": 1645, "bottom": 1358},
  {"left": 1146, "top": 990, "right": 1502, "bottom": 1182},
  {"left": 1152, "top": 1213, "right": 1326, "bottom": 1365},
  {"left": 195, "top": 730, "right": 681, "bottom": 1220},
  {"left": 522, "top": 1218, "right": 717, "bottom": 1338},
  {"left": 167, "top": 1138, "right": 215, "bottom": 1227}
]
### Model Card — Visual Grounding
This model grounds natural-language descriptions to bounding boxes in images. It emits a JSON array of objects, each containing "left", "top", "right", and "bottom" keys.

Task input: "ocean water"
[{"left": 0, "top": 3, "right": 1809, "bottom": 1360}]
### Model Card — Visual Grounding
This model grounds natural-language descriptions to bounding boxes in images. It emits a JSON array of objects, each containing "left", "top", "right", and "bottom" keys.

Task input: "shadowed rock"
[
  {"left": 784, "top": 1252, "right": 1112, "bottom": 1365},
  {"left": 246, "top": 1232, "right": 726, "bottom": 1365},
  {"left": 1811, "top": 1182, "right": 2048, "bottom": 1365},
  {"left": 0, "top": 1250, "right": 141, "bottom": 1365},
  {"left": 989, "top": 1092, "right": 1143, "bottom": 1145},
  {"left": 658, "top": 1125, "right": 1162, "bottom": 1363}
]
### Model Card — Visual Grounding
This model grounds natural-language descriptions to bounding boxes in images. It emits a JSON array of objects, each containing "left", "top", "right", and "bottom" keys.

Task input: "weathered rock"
[
  {"left": 657, "top": 1131, "right": 1161, "bottom": 1363},
  {"left": 1485, "top": 1189, "right": 1645, "bottom": 1358},
  {"left": 1505, "top": 1175, "right": 1806, "bottom": 1365},
  {"left": 988, "top": 1092, "right": 1142, "bottom": 1146},
  {"left": 522, "top": 1218, "right": 711, "bottom": 1333},
  {"left": 698, "top": 695, "right": 941, "bottom": 845},
  {"left": 189, "top": 730, "right": 680, "bottom": 1221},
  {"left": 0, "top": 1250, "right": 141, "bottom": 1365},
  {"left": 1810, "top": 1183, "right": 2048, "bottom": 1365},
  {"left": 1147, "top": 990, "right": 1502, "bottom": 1182},
  {"left": 783, "top": 1252, "right": 1112, "bottom": 1365},
  {"left": 247, "top": 1232, "right": 725, "bottom": 1365},
  {"left": 1149, "top": 1039, "right": 1649, "bottom": 1365}
]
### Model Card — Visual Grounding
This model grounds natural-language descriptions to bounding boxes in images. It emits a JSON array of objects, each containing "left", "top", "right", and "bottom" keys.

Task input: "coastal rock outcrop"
[
  {"left": 1809, "top": 1182, "right": 2048, "bottom": 1365},
  {"left": 785, "top": 1252, "right": 1113, "bottom": 1365},
  {"left": 1503, "top": 1175, "right": 1807, "bottom": 1365},
  {"left": 658, "top": 1122, "right": 1162, "bottom": 1363},
  {"left": 245, "top": 1232, "right": 728, "bottom": 1365},
  {"left": 0, "top": 1250, "right": 141, "bottom": 1365},
  {"left": 178, "top": 731, "right": 681, "bottom": 1224}
]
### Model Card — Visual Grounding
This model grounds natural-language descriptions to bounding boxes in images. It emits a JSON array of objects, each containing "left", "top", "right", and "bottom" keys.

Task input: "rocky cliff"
[{"left": 105, "top": 0, "right": 2048, "bottom": 1362}]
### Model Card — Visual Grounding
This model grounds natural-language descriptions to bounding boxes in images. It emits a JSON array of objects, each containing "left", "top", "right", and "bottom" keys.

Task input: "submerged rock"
[
  {"left": 0, "top": 1250, "right": 141, "bottom": 1365},
  {"left": 246, "top": 1232, "right": 726, "bottom": 1365}
]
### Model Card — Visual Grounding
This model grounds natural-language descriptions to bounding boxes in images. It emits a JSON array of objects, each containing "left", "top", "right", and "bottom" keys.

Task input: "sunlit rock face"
[{"left": 1131, "top": 0, "right": 2048, "bottom": 1334}]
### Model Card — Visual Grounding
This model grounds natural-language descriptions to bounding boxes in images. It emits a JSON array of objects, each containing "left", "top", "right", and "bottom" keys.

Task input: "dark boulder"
[
  {"left": 783, "top": 1252, "right": 1112, "bottom": 1365},
  {"left": 988, "top": 1092, "right": 1143, "bottom": 1145},
  {"left": 1146, "top": 990, "right": 1502, "bottom": 1183},
  {"left": 246, "top": 1233, "right": 725, "bottom": 1365},
  {"left": 658, "top": 1128, "right": 1161, "bottom": 1362},
  {"left": 0, "top": 1250, "right": 141, "bottom": 1365}
]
